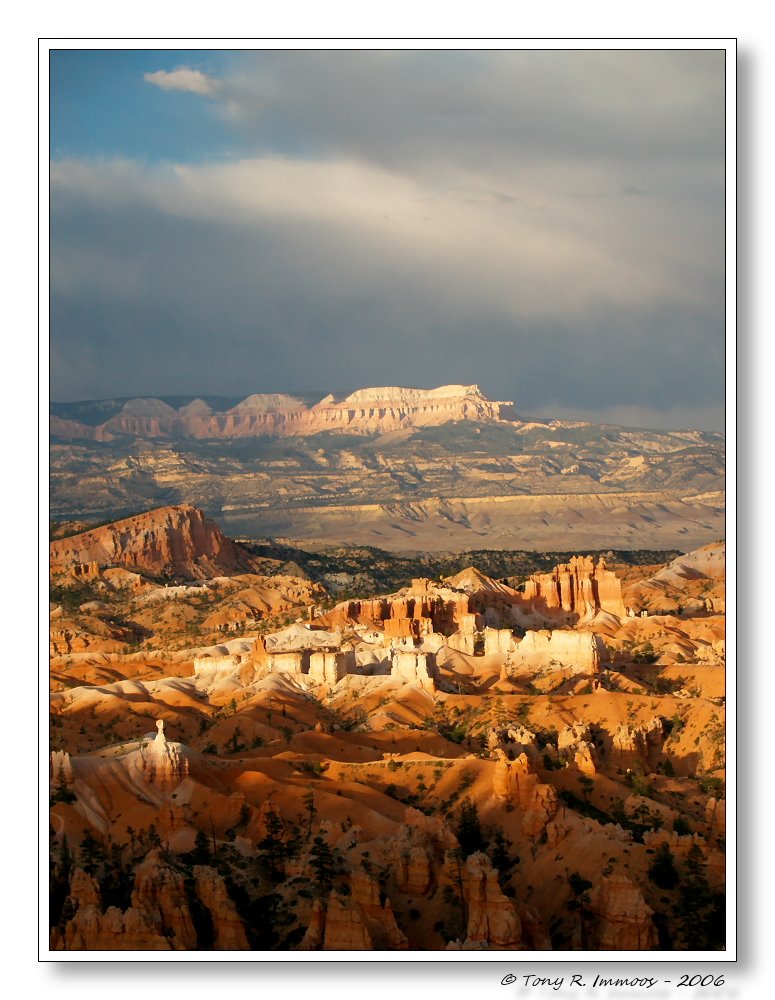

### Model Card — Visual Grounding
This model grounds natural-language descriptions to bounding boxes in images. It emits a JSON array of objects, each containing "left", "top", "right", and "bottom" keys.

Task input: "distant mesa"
[{"left": 50, "top": 384, "right": 516, "bottom": 441}]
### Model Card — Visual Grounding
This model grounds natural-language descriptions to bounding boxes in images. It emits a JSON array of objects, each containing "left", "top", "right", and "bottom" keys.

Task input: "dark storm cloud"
[
  {"left": 212, "top": 50, "right": 724, "bottom": 167},
  {"left": 51, "top": 50, "right": 725, "bottom": 430}
]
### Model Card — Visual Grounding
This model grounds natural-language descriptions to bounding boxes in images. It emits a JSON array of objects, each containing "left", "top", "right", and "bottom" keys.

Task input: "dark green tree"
[
  {"left": 454, "top": 799, "right": 486, "bottom": 858},
  {"left": 191, "top": 828, "right": 211, "bottom": 865},
  {"left": 677, "top": 844, "right": 724, "bottom": 949},
  {"left": 648, "top": 842, "right": 679, "bottom": 889},
  {"left": 309, "top": 836, "right": 336, "bottom": 897},
  {"left": 78, "top": 831, "right": 105, "bottom": 875},
  {"left": 51, "top": 765, "right": 76, "bottom": 805},
  {"left": 303, "top": 787, "right": 317, "bottom": 840},
  {"left": 490, "top": 827, "right": 517, "bottom": 878},
  {"left": 58, "top": 834, "right": 73, "bottom": 877},
  {"left": 257, "top": 808, "right": 287, "bottom": 883}
]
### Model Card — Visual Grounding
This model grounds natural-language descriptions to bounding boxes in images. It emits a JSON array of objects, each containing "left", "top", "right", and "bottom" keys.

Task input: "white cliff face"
[
  {"left": 338, "top": 384, "right": 506, "bottom": 405},
  {"left": 506, "top": 630, "right": 608, "bottom": 675},
  {"left": 389, "top": 648, "right": 436, "bottom": 691}
]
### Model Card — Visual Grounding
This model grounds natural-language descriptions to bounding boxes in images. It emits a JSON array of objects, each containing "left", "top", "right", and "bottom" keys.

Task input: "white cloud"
[{"left": 143, "top": 67, "right": 220, "bottom": 98}]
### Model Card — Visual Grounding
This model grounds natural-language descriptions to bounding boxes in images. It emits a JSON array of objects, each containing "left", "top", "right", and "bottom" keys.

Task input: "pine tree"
[
  {"left": 309, "top": 836, "right": 336, "bottom": 897},
  {"left": 192, "top": 828, "right": 211, "bottom": 864},
  {"left": 648, "top": 842, "right": 679, "bottom": 889},
  {"left": 257, "top": 808, "right": 286, "bottom": 882},
  {"left": 455, "top": 799, "right": 486, "bottom": 857},
  {"left": 78, "top": 830, "right": 105, "bottom": 875},
  {"left": 303, "top": 787, "right": 316, "bottom": 840}
]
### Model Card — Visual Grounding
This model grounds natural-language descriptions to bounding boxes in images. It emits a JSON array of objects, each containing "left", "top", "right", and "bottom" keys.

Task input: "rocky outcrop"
[
  {"left": 518, "top": 903, "right": 552, "bottom": 950},
  {"left": 393, "top": 845, "right": 433, "bottom": 896},
  {"left": 349, "top": 870, "right": 408, "bottom": 948},
  {"left": 52, "top": 385, "right": 516, "bottom": 442},
  {"left": 308, "top": 649, "right": 354, "bottom": 687},
  {"left": 447, "top": 852, "right": 522, "bottom": 949},
  {"left": 139, "top": 720, "right": 190, "bottom": 785},
  {"left": 55, "top": 851, "right": 198, "bottom": 951},
  {"left": 558, "top": 724, "right": 598, "bottom": 775},
  {"left": 492, "top": 751, "right": 558, "bottom": 836},
  {"left": 389, "top": 649, "right": 436, "bottom": 691},
  {"left": 193, "top": 866, "right": 249, "bottom": 950},
  {"left": 387, "top": 808, "right": 457, "bottom": 896},
  {"left": 611, "top": 718, "right": 666, "bottom": 774},
  {"left": 299, "top": 871, "right": 407, "bottom": 950},
  {"left": 523, "top": 556, "right": 626, "bottom": 620},
  {"left": 50, "top": 749, "right": 74, "bottom": 784},
  {"left": 706, "top": 797, "right": 726, "bottom": 836},
  {"left": 130, "top": 849, "right": 198, "bottom": 948},
  {"left": 588, "top": 874, "right": 658, "bottom": 950},
  {"left": 487, "top": 725, "right": 538, "bottom": 758},
  {"left": 484, "top": 627, "right": 518, "bottom": 656},
  {"left": 320, "top": 895, "right": 373, "bottom": 950},
  {"left": 49, "top": 504, "right": 259, "bottom": 579},
  {"left": 49, "top": 623, "right": 132, "bottom": 655},
  {"left": 316, "top": 584, "right": 475, "bottom": 638},
  {"left": 507, "top": 630, "right": 608, "bottom": 676},
  {"left": 53, "top": 869, "right": 172, "bottom": 951},
  {"left": 298, "top": 899, "right": 328, "bottom": 949}
]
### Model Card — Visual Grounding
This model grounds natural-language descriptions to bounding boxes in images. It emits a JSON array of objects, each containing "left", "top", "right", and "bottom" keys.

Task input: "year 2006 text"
[{"left": 501, "top": 974, "right": 726, "bottom": 990}]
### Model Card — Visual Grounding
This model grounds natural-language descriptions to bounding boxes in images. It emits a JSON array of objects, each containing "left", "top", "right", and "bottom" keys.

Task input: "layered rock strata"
[
  {"left": 51, "top": 385, "right": 515, "bottom": 442},
  {"left": 49, "top": 504, "right": 259, "bottom": 579},
  {"left": 523, "top": 556, "right": 627, "bottom": 619}
]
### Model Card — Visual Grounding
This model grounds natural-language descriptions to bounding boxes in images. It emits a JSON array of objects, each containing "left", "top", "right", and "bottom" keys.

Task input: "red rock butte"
[{"left": 49, "top": 504, "right": 259, "bottom": 579}]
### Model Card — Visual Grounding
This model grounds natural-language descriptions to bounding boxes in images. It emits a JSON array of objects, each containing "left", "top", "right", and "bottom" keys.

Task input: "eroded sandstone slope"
[{"left": 49, "top": 517, "right": 726, "bottom": 953}]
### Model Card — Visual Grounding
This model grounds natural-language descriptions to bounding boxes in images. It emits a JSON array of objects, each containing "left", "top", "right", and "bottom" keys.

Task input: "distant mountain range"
[
  {"left": 50, "top": 384, "right": 514, "bottom": 441},
  {"left": 49, "top": 385, "right": 725, "bottom": 551}
]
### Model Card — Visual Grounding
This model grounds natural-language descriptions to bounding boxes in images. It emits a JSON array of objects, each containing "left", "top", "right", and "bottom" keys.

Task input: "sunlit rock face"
[
  {"left": 49, "top": 504, "right": 260, "bottom": 579},
  {"left": 523, "top": 556, "right": 626, "bottom": 620},
  {"left": 51, "top": 385, "right": 515, "bottom": 442}
]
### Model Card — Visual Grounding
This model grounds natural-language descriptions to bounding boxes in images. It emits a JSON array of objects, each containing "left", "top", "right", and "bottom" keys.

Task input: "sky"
[{"left": 49, "top": 48, "right": 726, "bottom": 430}]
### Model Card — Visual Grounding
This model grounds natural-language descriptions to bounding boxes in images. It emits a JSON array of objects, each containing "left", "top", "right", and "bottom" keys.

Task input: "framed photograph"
[{"left": 42, "top": 40, "right": 734, "bottom": 972}]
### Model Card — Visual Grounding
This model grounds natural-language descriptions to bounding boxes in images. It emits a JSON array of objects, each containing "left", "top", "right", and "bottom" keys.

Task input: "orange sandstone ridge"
[{"left": 49, "top": 504, "right": 260, "bottom": 580}]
